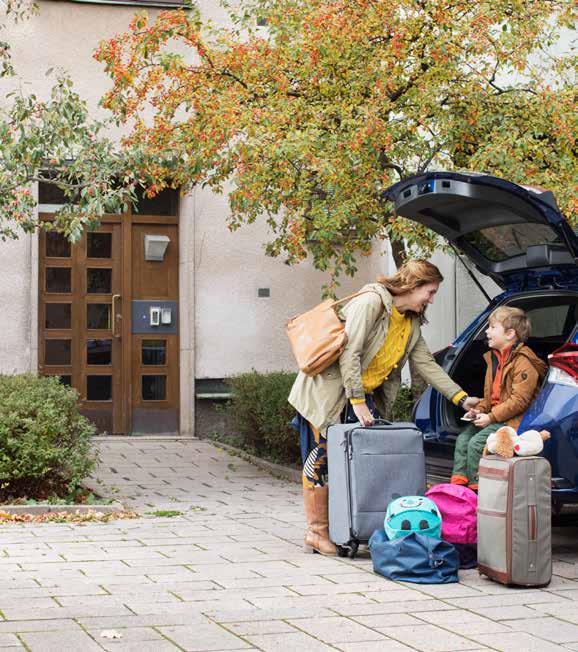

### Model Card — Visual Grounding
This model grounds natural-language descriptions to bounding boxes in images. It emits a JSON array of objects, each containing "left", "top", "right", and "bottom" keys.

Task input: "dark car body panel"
[
  {"left": 385, "top": 172, "right": 578, "bottom": 503},
  {"left": 385, "top": 172, "right": 578, "bottom": 288}
]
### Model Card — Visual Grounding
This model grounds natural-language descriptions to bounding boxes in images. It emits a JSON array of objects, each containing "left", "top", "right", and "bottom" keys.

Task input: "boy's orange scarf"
[{"left": 490, "top": 345, "right": 514, "bottom": 407}]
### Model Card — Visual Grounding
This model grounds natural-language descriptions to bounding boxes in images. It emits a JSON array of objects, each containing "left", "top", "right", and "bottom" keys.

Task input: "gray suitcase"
[
  {"left": 327, "top": 420, "right": 426, "bottom": 558},
  {"left": 478, "top": 455, "right": 551, "bottom": 587}
]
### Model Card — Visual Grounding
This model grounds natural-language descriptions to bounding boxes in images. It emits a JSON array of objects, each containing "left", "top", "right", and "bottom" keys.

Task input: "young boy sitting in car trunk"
[{"left": 451, "top": 306, "right": 547, "bottom": 491}]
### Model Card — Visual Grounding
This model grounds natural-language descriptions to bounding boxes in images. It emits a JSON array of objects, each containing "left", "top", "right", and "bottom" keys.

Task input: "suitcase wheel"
[
  {"left": 336, "top": 545, "right": 348, "bottom": 558},
  {"left": 348, "top": 541, "right": 359, "bottom": 559}
]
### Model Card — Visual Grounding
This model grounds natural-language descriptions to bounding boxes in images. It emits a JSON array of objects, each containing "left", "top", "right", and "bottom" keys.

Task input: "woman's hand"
[
  {"left": 352, "top": 402, "right": 375, "bottom": 427},
  {"left": 474, "top": 412, "right": 491, "bottom": 428},
  {"left": 463, "top": 396, "right": 481, "bottom": 411}
]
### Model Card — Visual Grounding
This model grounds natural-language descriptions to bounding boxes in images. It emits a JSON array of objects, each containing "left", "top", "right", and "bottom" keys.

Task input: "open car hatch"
[{"left": 384, "top": 172, "right": 578, "bottom": 288}]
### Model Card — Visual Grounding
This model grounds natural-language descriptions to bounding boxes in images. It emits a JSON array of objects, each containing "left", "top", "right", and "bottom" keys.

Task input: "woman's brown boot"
[{"left": 303, "top": 485, "right": 337, "bottom": 555}]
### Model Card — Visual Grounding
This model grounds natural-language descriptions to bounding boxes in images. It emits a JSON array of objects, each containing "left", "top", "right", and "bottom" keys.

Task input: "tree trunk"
[{"left": 390, "top": 239, "right": 406, "bottom": 269}]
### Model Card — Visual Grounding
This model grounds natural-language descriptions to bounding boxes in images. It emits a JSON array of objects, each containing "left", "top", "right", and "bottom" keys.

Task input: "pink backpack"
[{"left": 425, "top": 484, "right": 477, "bottom": 544}]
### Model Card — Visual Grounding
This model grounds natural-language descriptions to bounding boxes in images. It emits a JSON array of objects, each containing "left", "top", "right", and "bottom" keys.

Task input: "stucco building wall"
[
  {"left": 191, "top": 185, "right": 392, "bottom": 378},
  {"left": 0, "top": 0, "right": 495, "bottom": 435},
  {"left": 0, "top": 235, "right": 36, "bottom": 375},
  {"left": 455, "top": 262, "right": 502, "bottom": 332}
]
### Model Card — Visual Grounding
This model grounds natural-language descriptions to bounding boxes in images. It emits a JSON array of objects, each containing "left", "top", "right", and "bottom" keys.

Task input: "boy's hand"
[
  {"left": 474, "top": 412, "right": 491, "bottom": 428},
  {"left": 464, "top": 409, "right": 479, "bottom": 419},
  {"left": 463, "top": 397, "right": 481, "bottom": 411},
  {"left": 352, "top": 402, "right": 375, "bottom": 427}
]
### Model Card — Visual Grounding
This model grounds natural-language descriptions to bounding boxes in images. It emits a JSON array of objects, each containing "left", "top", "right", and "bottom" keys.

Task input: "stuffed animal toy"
[{"left": 484, "top": 426, "right": 550, "bottom": 458}]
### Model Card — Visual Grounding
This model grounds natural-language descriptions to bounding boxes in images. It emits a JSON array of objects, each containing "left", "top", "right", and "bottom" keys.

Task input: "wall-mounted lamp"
[{"left": 144, "top": 234, "right": 170, "bottom": 261}]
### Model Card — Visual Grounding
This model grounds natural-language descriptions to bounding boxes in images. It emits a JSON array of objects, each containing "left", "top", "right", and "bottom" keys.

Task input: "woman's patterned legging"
[
  {"left": 302, "top": 424, "right": 327, "bottom": 489},
  {"left": 301, "top": 397, "right": 379, "bottom": 489}
]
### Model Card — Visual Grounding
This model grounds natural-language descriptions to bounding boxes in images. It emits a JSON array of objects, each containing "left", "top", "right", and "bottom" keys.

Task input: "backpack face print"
[{"left": 384, "top": 495, "right": 442, "bottom": 541}]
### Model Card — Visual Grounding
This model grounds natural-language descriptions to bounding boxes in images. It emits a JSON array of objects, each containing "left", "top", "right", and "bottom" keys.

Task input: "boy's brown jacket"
[{"left": 476, "top": 343, "right": 548, "bottom": 429}]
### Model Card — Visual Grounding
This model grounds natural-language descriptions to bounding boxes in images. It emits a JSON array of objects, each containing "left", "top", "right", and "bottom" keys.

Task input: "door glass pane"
[
  {"left": 45, "top": 303, "right": 71, "bottom": 329},
  {"left": 87, "top": 304, "right": 111, "bottom": 329},
  {"left": 87, "top": 375, "right": 112, "bottom": 401},
  {"left": 46, "top": 374, "right": 72, "bottom": 387},
  {"left": 87, "top": 268, "right": 112, "bottom": 294},
  {"left": 142, "top": 340, "right": 166, "bottom": 365},
  {"left": 45, "top": 339, "right": 71, "bottom": 365},
  {"left": 87, "top": 339, "right": 112, "bottom": 365},
  {"left": 87, "top": 232, "right": 112, "bottom": 258},
  {"left": 45, "top": 232, "right": 71, "bottom": 258},
  {"left": 46, "top": 268, "right": 71, "bottom": 293},
  {"left": 142, "top": 375, "right": 166, "bottom": 401}
]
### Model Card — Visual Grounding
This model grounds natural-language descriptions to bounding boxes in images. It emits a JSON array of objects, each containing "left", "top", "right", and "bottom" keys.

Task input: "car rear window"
[
  {"left": 463, "top": 224, "right": 560, "bottom": 262},
  {"left": 527, "top": 302, "right": 578, "bottom": 340}
]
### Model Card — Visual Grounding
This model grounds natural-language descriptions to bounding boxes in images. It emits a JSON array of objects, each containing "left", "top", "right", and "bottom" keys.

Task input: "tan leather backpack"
[{"left": 286, "top": 290, "right": 375, "bottom": 376}]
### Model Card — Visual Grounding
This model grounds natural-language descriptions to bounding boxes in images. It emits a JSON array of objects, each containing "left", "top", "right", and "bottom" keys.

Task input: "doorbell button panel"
[
  {"left": 132, "top": 301, "right": 178, "bottom": 334},
  {"left": 150, "top": 307, "right": 161, "bottom": 326},
  {"left": 161, "top": 308, "right": 172, "bottom": 325}
]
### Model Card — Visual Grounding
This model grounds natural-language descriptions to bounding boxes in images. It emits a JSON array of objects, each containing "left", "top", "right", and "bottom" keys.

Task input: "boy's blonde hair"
[{"left": 489, "top": 306, "right": 531, "bottom": 342}]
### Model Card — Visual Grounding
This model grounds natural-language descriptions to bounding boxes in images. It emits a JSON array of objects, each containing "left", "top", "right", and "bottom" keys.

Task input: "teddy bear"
[{"left": 484, "top": 425, "right": 550, "bottom": 458}]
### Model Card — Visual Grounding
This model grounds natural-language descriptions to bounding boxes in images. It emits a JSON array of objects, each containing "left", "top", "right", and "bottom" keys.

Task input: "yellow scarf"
[{"left": 359, "top": 306, "right": 412, "bottom": 394}]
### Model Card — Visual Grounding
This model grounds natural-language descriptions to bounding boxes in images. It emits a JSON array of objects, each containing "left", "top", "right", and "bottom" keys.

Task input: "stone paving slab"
[{"left": 0, "top": 438, "right": 577, "bottom": 651}]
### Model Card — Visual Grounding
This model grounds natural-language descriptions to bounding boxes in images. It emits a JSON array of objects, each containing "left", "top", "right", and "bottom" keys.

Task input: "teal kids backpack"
[{"left": 384, "top": 495, "right": 442, "bottom": 541}]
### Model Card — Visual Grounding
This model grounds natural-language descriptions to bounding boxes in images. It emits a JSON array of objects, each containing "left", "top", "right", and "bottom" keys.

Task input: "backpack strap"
[{"left": 330, "top": 289, "right": 381, "bottom": 309}]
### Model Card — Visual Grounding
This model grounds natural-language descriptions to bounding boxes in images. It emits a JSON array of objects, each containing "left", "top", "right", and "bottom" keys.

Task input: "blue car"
[{"left": 385, "top": 171, "right": 578, "bottom": 510}]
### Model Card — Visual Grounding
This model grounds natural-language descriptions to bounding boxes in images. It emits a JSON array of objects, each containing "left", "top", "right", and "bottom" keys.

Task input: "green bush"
[
  {"left": 222, "top": 372, "right": 417, "bottom": 467},
  {"left": 390, "top": 384, "right": 415, "bottom": 422},
  {"left": 0, "top": 374, "right": 97, "bottom": 501},
  {"left": 224, "top": 370, "right": 300, "bottom": 465}
]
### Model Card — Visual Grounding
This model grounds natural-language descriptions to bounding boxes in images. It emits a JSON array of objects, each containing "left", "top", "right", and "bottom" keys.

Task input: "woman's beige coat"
[{"left": 288, "top": 283, "right": 465, "bottom": 432}]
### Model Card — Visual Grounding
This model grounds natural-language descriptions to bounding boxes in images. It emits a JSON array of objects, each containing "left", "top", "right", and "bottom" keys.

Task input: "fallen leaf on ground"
[
  {"left": 0, "top": 510, "right": 138, "bottom": 523},
  {"left": 100, "top": 630, "right": 123, "bottom": 639}
]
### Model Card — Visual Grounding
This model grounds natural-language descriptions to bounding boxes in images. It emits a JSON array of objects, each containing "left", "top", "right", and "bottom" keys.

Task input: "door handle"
[{"left": 112, "top": 294, "right": 121, "bottom": 338}]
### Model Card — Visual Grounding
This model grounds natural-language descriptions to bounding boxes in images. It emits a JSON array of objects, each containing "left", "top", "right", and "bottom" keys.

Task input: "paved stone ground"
[{"left": 2, "top": 438, "right": 578, "bottom": 651}]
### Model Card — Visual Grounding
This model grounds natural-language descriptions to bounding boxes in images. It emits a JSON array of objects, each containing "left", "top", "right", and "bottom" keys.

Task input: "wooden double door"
[{"left": 39, "top": 214, "right": 179, "bottom": 435}]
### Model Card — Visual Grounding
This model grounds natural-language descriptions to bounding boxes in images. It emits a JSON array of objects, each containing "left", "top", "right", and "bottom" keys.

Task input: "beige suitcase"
[{"left": 477, "top": 455, "right": 551, "bottom": 587}]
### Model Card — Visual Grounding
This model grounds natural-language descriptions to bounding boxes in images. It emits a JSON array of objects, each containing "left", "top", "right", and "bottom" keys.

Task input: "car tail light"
[{"left": 548, "top": 344, "right": 578, "bottom": 387}]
